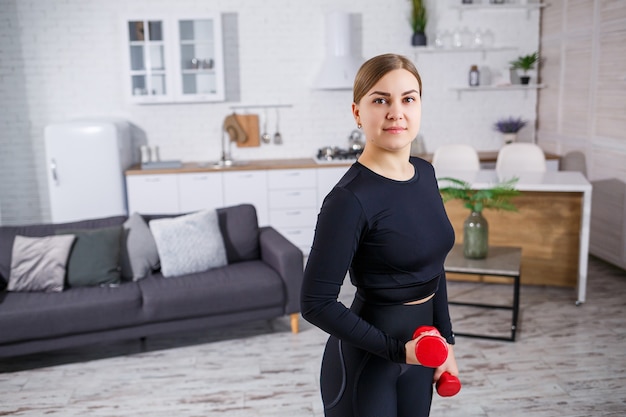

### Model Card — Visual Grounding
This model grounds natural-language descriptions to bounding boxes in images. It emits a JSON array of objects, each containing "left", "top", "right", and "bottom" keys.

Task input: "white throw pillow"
[
  {"left": 149, "top": 209, "right": 227, "bottom": 278},
  {"left": 8, "top": 234, "right": 76, "bottom": 292}
]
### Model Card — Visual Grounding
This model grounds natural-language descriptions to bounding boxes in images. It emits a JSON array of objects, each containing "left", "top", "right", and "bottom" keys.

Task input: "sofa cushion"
[
  {"left": 0, "top": 282, "right": 143, "bottom": 345},
  {"left": 138, "top": 260, "right": 285, "bottom": 322},
  {"left": 0, "top": 216, "right": 127, "bottom": 285},
  {"left": 120, "top": 213, "right": 160, "bottom": 281},
  {"left": 149, "top": 209, "right": 227, "bottom": 277},
  {"left": 217, "top": 204, "right": 260, "bottom": 263},
  {"left": 8, "top": 235, "right": 76, "bottom": 292},
  {"left": 56, "top": 226, "right": 123, "bottom": 287}
]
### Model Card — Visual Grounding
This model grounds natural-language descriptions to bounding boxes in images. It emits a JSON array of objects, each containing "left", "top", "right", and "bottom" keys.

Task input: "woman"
[{"left": 301, "top": 53, "right": 459, "bottom": 417}]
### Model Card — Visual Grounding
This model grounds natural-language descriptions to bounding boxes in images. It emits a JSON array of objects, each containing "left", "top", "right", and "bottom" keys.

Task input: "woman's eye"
[
  {"left": 373, "top": 97, "right": 387, "bottom": 104},
  {"left": 404, "top": 96, "right": 416, "bottom": 103}
]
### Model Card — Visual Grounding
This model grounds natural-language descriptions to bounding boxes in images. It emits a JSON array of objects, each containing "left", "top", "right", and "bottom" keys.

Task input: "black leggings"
[{"left": 320, "top": 296, "right": 435, "bottom": 417}]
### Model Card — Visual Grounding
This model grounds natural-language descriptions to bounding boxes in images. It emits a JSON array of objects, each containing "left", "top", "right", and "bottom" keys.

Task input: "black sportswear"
[{"left": 301, "top": 156, "right": 456, "bottom": 363}]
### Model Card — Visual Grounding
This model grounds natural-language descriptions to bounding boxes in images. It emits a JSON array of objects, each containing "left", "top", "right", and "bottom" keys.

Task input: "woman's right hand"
[{"left": 404, "top": 328, "right": 447, "bottom": 366}]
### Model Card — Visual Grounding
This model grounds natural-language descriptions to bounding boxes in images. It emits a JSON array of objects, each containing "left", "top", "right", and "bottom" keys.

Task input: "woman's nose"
[{"left": 387, "top": 102, "right": 403, "bottom": 120}]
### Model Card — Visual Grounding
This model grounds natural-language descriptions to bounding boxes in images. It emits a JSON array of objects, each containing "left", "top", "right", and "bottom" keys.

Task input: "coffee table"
[{"left": 445, "top": 245, "right": 522, "bottom": 342}]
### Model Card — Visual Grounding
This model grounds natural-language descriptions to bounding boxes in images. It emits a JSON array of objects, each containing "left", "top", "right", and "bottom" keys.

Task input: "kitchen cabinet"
[
  {"left": 124, "top": 14, "right": 225, "bottom": 104},
  {"left": 126, "top": 174, "right": 179, "bottom": 214},
  {"left": 125, "top": 162, "right": 353, "bottom": 252},
  {"left": 223, "top": 170, "right": 269, "bottom": 226},
  {"left": 268, "top": 169, "right": 318, "bottom": 253},
  {"left": 178, "top": 172, "right": 224, "bottom": 213},
  {"left": 316, "top": 166, "right": 349, "bottom": 205}
]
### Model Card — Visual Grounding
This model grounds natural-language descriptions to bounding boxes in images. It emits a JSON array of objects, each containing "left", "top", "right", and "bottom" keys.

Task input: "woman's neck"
[{"left": 357, "top": 147, "right": 414, "bottom": 181}]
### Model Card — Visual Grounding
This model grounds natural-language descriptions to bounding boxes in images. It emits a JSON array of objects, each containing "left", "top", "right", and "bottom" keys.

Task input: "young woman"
[{"left": 301, "top": 53, "right": 459, "bottom": 417}]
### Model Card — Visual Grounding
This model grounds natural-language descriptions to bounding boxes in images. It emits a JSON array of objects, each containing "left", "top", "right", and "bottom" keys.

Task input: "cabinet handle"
[
  {"left": 287, "top": 192, "right": 301, "bottom": 197},
  {"left": 286, "top": 211, "right": 301, "bottom": 216},
  {"left": 145, "top": 177, "right": 161, "bottom": 183},
  {"left": 50, "top": 159, "right": 59, "bottom": 185},
  {"left": 286, "top": 230, "right": 302, "bottom": 235}
]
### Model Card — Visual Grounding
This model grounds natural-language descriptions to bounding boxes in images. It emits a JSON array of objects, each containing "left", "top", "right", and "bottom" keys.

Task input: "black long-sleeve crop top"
[{"left": 301, "top": 157, "right": 456, "bottom": 363}]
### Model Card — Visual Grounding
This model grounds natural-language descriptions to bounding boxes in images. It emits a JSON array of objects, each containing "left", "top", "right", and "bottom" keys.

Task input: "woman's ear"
[{"left": 352, "top": 102, "right": 360, "bottom": 125}]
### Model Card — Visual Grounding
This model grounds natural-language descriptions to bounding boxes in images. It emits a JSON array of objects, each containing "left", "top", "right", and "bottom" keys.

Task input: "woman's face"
[{"left": 352, "top": 68, "right": 422, "bottom": 154}]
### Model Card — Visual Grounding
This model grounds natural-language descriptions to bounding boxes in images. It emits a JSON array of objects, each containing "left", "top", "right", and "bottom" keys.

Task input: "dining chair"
[
  {"left": 495, "top": 143, "right": 547, "bottom": 174},
  {"left": 431, "top": 144, "right": 481, "bottom": 172}
]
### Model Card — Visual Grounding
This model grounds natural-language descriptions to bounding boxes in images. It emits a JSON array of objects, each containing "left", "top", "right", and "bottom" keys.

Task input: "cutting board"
[{"left": 235, "top": 114, "right": 260, "bottom": 147}]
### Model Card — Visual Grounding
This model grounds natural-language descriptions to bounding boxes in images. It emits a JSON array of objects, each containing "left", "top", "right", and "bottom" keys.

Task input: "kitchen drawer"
[
  {"left": 269, "top": 208, "right": 317, "bottom": 228},
  {"left": 178, "top": 172, "right": 223, "bottom": 213},
  {"left": 274, "top": 226, "right": 315, "bottom": 252},
  {"left": 269, "top": 188, "right": 317, "bottom": 209},
  {"left": 126, "top": 174, "right": 179, "bottom": 214},
  {"left": 223, "top": 170, "right": 269, "bottom": 225},
  {"left": 268, "top": 169, "right": 316, "bottom": 189}
]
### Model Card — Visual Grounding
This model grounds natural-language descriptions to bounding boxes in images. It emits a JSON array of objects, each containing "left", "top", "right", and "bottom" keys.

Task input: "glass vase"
[{"left": 463, "top": 211, "right": 488, "bottom": 259}]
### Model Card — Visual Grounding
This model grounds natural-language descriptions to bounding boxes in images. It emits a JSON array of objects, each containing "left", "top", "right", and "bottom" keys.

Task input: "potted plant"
[
  {"left": 493, "top": 116, "right": 528, "bottom": 144},
  {"left": 409, "top": 0, "right": 428, "bottom": 46},
  {"left": 439, "top": 177, "right": 520, "bottom": 259},
  {"left": 510, "top": 52, "right": 539, "bottom": 85}
]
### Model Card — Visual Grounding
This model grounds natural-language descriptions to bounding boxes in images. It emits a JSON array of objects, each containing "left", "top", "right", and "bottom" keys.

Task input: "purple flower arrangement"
[{"left": 493, "top": 117, "right": 528, "bottom": 134}]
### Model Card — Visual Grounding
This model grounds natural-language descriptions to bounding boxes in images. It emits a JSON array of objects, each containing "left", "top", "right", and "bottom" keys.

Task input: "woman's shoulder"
[{"left": 410, "top": 155, "right": 434, "bottom": 170}]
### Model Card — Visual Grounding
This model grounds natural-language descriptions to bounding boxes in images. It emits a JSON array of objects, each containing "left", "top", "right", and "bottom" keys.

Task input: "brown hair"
[{"left": 353, "top": 53, "right": 422, "bottom": 104}]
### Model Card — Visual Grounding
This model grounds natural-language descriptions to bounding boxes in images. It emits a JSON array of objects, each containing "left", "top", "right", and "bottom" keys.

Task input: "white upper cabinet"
[{"left": 124, "top": 14, "right": 225, "bottom": 104}]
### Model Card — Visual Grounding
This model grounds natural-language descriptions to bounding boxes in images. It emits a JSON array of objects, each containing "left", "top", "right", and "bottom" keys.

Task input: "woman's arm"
[{"left": 300, "top": 187, "right": 406, "bottom": 363}]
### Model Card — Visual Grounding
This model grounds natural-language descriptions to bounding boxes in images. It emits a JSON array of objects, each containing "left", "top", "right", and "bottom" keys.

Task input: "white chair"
[
  {"left": 431, "top": 144, "right": 481, "bottom": 172},
  {"left": 495, "top": 143, "right": 547, "bottom": 174}
]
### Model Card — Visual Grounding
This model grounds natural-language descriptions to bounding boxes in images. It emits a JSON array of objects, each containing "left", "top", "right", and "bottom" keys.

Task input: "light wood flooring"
[{"left": 1, "top": 256, "right": 625, "bottom": 416}]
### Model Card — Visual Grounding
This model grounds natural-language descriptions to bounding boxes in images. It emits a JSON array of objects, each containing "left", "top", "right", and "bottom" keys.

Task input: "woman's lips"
[{"left": 384, "top": 127, "right": 407, "bottom": 134}]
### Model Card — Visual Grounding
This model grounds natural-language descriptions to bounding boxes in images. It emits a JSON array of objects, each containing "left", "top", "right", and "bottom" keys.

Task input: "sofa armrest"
[{"left": 259, "top": 226, "right": 303, "bottom": 316}]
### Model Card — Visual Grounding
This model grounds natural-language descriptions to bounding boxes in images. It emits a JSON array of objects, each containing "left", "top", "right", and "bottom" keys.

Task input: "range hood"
[{"left": 313, "top": 12, "right": 364, "bottom": 90}]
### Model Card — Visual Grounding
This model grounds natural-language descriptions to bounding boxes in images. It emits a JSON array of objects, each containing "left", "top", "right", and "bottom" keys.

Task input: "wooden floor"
[{"left": 1, "top": 256, "right": 625, "bottom": 416}]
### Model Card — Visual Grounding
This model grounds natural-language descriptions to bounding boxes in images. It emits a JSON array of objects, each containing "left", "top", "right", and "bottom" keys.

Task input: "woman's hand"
[
  {"left": 433, "top": 344, "right": 459, "bottom": 383},
  {"left": 404, "top": 328, "right": 447, "bottom": 366}
]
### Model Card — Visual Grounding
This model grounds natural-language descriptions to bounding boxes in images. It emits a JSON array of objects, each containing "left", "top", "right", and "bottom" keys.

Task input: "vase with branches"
[{"left": 439, "top": 177, "right": 520, "bottom": 259}]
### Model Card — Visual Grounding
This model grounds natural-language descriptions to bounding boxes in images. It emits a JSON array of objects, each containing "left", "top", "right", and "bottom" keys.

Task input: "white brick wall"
[{"left": 0, "top": 0, "right": 540, "bottom": 224}]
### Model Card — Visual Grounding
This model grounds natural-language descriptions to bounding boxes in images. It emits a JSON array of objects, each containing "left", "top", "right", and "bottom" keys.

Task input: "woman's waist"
[{"left": 353, "top": 273, "right": 441, "bottom": 305}]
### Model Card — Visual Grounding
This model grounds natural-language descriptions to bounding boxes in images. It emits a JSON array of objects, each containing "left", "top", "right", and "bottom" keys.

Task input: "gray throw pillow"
[
  {"left": 56, "top": 226, "right": 122, "bottom": 287},
  {"left": 120, "top": 212, "right": 160, "bottom": 281},
  {"left": 8, "top": 235, "right": 76, "bottom": 292},
  {"left": 149, "top": 209, "right": 227, "bottom": 278}
]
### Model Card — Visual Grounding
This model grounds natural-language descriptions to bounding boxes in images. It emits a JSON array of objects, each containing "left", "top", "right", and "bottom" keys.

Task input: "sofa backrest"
[
  {"left": 142, "top": 204, "right": 261, "bottom": 264},
  {"left": 0, "top": 204, "right": 260, "bottom": 286},
  {"left": 141, "top": 204, "right": 260, "bottom": 265},
  {"left": 0, "top": 216, "right": 127, "bottom": 284}
]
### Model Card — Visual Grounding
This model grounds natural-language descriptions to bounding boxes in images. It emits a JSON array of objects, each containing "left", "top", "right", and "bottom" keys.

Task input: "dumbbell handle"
[{"left": 412, "top": 326, "right": 448, "bottom": 368}]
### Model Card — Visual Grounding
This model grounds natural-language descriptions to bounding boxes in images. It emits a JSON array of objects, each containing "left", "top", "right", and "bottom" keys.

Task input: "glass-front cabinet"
[{"left": 124, "top": 14, "right": 224, "bottom": 104}]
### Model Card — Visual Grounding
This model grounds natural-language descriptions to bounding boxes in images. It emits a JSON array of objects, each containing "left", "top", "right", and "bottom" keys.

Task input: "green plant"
[
  {"left": 439, "top": 177, "right": 521, "bottom": 213},
  {"left": 409, "top": 0, "right": 427, "bottom": 33},
  {"left": 510, "top": 52, "right": 539, "bottom": 74}
]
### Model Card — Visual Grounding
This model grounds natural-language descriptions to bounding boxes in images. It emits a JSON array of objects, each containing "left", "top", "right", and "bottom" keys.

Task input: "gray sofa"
[{"left": 0, "top": 204, "right": 303, "bottom": 358}]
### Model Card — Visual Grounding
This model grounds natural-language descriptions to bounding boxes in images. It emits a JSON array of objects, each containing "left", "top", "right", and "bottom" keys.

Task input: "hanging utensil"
[
  {"left": 273, "top": 108, "right": 283, "bottom": 145},
  {"left": 261, "top": 109, "right": 271, "bottom": 144}
]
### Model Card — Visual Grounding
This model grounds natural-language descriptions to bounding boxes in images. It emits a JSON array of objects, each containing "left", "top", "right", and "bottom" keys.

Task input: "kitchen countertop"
[
  {"left": 125, "top": 151, "right": 561, "bottom": 176},
  {"left": 436, "top": 169, "right": 591, "bottom": 192}
]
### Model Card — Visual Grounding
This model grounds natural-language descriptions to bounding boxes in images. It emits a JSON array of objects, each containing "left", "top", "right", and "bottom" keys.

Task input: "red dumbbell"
[
  {"left": 436, "top": 371, "right": 462, "bottom": 397},
  {"left": 412, "top": 325, "right": 448, "bottom": 368}
]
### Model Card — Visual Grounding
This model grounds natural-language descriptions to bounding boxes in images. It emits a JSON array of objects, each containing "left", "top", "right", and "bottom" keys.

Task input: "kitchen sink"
[{"left": 196, "top": 160, "right": 250, "bottom": 169}]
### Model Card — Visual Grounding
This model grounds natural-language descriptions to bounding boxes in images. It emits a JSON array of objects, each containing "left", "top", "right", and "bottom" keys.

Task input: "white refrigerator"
[{"left": 45, "top": 119, "right": 135, "bottom": 223}]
